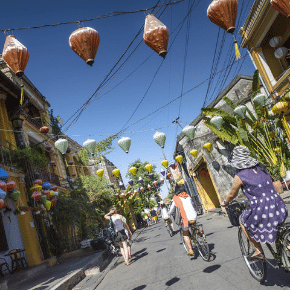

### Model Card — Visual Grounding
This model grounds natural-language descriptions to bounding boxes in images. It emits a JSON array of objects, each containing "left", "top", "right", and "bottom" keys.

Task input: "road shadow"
[
  {"left": 132, "top": 285, "right": 146, "bottom": 290},
  {"left": 165, "top": 277, "right": 180, "bottom": 286},
  {"left": 203, "top": 264, "right": 221, "bottom": 273},
  {"left": 227, "top": 225, "right": 235, "bottom": 229},
  {"left": 206, "top": 218, "right": 212, "bottom": 221},
  {"left": 156, "top": 248, "right": 166, "bottom": 253},
  {"left": 110, "top": 260, "right": 123, "bottom": 270},
  {"left": 131, "top": 252, "right": 148, "bottom": 263},
  {"left": 155, "top": 234, "right": 161, "bottom": 237},
  {"left": 206, "top": 232, "right": 214, "bottom": 237},
  {"left": 132, "top": 248, "right": 147, "bottom": 257}
]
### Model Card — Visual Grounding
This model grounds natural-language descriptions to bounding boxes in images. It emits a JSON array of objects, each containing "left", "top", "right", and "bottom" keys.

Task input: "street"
[{"left": 94, "top": 214, "right": 290, "bottom": 290}]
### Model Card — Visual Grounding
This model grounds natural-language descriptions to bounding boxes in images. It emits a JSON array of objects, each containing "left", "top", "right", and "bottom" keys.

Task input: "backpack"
[
  {"left": 108, "top": 217, "right": 116, "bottom": 238},
  {"left": 225, "top": 201, "right": 244, "bottom": 227}
]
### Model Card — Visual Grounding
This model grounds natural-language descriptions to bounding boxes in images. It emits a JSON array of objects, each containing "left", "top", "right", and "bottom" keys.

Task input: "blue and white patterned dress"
[{"left": 237, "top": 166, "right": 288, "bottom": 244}]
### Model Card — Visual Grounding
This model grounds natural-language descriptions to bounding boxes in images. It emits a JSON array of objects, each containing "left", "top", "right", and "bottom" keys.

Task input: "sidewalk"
[{"left": 0, "top": 227, "right": 145, "bottom": 290}]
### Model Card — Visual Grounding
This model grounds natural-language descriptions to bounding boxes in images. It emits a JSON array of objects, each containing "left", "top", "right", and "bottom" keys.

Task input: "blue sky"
[{"left": 1, "top": 0, "right": 255, "bottom": 198}]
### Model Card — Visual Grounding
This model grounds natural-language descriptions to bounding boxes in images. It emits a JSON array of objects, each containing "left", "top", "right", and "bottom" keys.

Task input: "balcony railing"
[
  {"left": 21, "top": 112, "right": 43, "bottom": 129},
  {"left": 33, "top": 166, "right": 61, "bottom": 187}
]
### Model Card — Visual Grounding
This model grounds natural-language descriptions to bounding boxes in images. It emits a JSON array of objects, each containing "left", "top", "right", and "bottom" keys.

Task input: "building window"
[{"left": 0, "top": 214, "right": 8, "bottom": 252}]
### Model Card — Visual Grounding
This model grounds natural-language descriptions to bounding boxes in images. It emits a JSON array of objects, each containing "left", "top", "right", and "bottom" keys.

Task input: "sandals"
[
  {"left": 249, "top": 253, "right": 265, "bottom": 261},
  {"left": 187, "top": 250, "right": 195, "bottom": 257}
]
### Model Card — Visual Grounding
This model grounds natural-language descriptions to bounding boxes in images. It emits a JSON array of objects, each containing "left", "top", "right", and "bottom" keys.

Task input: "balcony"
[{"left": 21, "top": 111, "right": 43, "bottom": 129}]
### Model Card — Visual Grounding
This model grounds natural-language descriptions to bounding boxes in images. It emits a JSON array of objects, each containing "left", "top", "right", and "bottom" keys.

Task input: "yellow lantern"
[
  {"left": 50, "top": 191, "right": 55, "bottom": 198},
  {"left": 45, "top": 200, "right": 52, "bottom": 211},
  {"left": 97, "top": 169, "right": 104, "bottom": 178},
  {"left": 129, "top": 167, "right": 137, "bottom": 176},
  {"left": 190, "top": 149, "right": 198, "bottom": 158},
  {"left": 272, "top": 101, "right": 290, "bottom": 115},
  {"left": 204, "top": 142, "right": 212, "bottom": 152},
  {"left": 175, "top": 155, "right": 183, "bottom": 164},
  {"left": 161, "top": 160, "right": 169, "bottom": 168},
  {"left": 145, "top": 164, "right": 153, "bottom": 173},
  {"left": 112, "top": 169, "right": 120, "bottom": 178}
]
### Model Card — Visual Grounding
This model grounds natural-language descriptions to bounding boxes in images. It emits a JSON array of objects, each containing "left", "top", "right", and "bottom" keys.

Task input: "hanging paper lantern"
[
  {"left": 269, "top": 36, "right": 283, "bottom": 48},
  {"left": 39, "top": 126, "right": 49, "bottom": 134},
  {"left": 129, "top": 167, "right": 137, "bottom": 176},
  {"left": 118, "top": 137, "right": 131, "bottom": 153},
  {"left": 54, "top": 192, "right": 59, "bottom": 197},
  {"left": 51, "top": 185, "right": 57, "bottom": 191},
  {"left": 270, "top": 0, "right": 290, "bottom": 18},
  {"left": 148, "top": 173, "right": 154, "bottom": 180},
  {"left": 66, "top": 147, "right": 71, "bottom": 154},
  {"left": 45, "top": 144, "right": 52, "bottom": 151},
  {"left": 49, "top": 161, "right": 56, "bottom": 166},
  {"left": 153, "top": 131, "right": 166, "bottom": 148},
  {"left": 128, "top": 179, "right": 133, "bottom": 186},
  {"left": 0, "top": 189, "right": 6, "bottom": 200},
  {"left": 51, "top": 199, "right": 57, "bottom": 207},
  {"left": 207, "top": 0, "right": 240, "bottom": 60},
  {"left": 43, "top": 190, "right": 50, "bottom": 199},
  {"left": 9, "top": 189, "right": 20, "bottom": 202},
  {"left": 33, "top": 179, "right": 42, "bottom": 186},
  {"left": 138, "top": 177, "right": 144, "bottom": 185},
  {"left": 127, "top": 191, "right": 132, "bottom": 197},
  {"left": 96, "top": 169, "right": 104, "bottom": 178},
  {"left": 160, "top": 168, "right": 165, "bottom": 176},
  {"left": 69, "top": 27, "right": 100, "bottom": 66},
  {"left": 161, "top": 160, "right": 169, "bottom": 169},
  {"left": 272, "top": 101, "right": 290, "bottom": 115},
  {"left": 253, "top": 94, "right": 266, "bottom": 107},
  {"left": 0, "top": 168, "right": 8, "bottom": 182},
  {"left": 140, "top": 187, "right": 145, "bottom": 193},
  {"left": 169, "top": 162, "right": 175, "bottom": 169},
  {"left": 182, "top": 125, "right": 196, "bottom": 140},
  {"left": 83, "top": 139, "right": 97, "bottom": 155},
  {"left": 234, "top": 105, "right": 247, "bottom": 119},
  {"left": 115, "top": 193, "right": 119, "bottom": 198},
  {"left": 147, "top": 184, "right": 152, "bottom": 191},
  {"left": 40, "top": 195, "right": 47, "bottom": 205},
  {"left": 143, "top": 14, "right": 169, "bottom": 58},
  {"left": 71, "top": 173, "right": 77, "bottom": 177},
  {"left": 121, "top": 192, "right": 126, "bottom": 198},
  {"left": 68, "top": 160, "right": 74, "bottom": 165},
  {"left": 160, "top": 178, "right": 164, "bottom": 184},
  {"left": 204, "top": 143, "right": 212, "bottom": 152},
  {"left": 274, "top": 47, "right": 288, "bottom": 59},
  {"left": 0, "top": 200, "right": 5, "bottom": 210},
  {"left": 112, "top": 169, "right": 120, "bottom": 178},
  {"left": 175, "top": 155, "right": 183, "bottom": 164},
  {"left": 210, "top": 116, "right": 223, "bottom": 131},
  {"left": 55, "top": 139, "right": 68, "bottom": 155},
  {"left": 31, "top": 184, "right": 42, "bottom": 192},
  {"left": 2, "top": 35, "right": 29, "bottom": 77},
  {"left": 134, "top": 190, "right": 138, "bottom": 195},
  {"left": 166, "top": 173, "right": 171, "bottom": 179},
  {"left": 42, "top": 182, "right": 51, "bottom": 191},
  {"left": 0, "top": 181, "right": 7, "bottom": 193},
  {"left": 119, "top": 182, "right": 125, "bottom": 189},
  {"left": 45, "top": 200, "right": 52, "bottom": 211},
  {"left": 6, "top": 181, "right": 16, "bottom": 192},
  {"left": 145, "top": 164, "right": 153, "bottom": 173},
  {"left": 50, "top": 191, "right": 55, "bottom": 198},
  {"left": 153, "top": 181, "right": 158, "bottom": 187},
  {"left": 190, "top": 149, "right": 198, "bottom": 158}
]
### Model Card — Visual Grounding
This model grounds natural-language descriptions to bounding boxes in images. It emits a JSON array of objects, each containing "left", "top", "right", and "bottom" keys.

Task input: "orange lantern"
[
  {"left": 71, "top": 173, "right": 77, "bottom": 177},
  {"left": 147, "top": 184, "right": 152, "bottom": 191},
  {"left": 45, "top": 144, "right": 52, "bottom": 151},
  {"left": 153, "top": 181, "right": 158, "bottom": 187},
  {"left": 51, "top": 185, "right": 57, "bottom": 191},
  {"left": 6, "top": 181, "right": 16, "bottom": 192},
  {"left": 271, "top": 0, "right": 290, "bottom": 18},
  {"left": 49, "top": 161, "right": 56, "bottom": 166},
  {"left": 0, "top": 200, "right": 5, "bottom": 210},
  {"left": 33, "top": 179, "right": 42, "bottom": 186},
  {"left": 31, "top": 192, "right": 41, "bottom": 202},
  {"left": 166, "top": 173, "right": 171, "bottom": 180},
  {"left": 43, "top": 190, "right": 50, "bottom": 199},
  {"left": 2, "top": 35, "right": 29, "bottom": 105},
  {"left": 69, "top": 27, "right": 100, "bottom": 66},
  {"left": 115, "top": 193, "right": 119, "bottom": 198},
  {"left": 140, "top": 187, "right": 145, "bottom": 193},
  {"left": 207, "top": 0, "right": 240, "bottom": 60},
  {"left": 127, "top": 191, "right": 132, "bottom": 197},
  {"left": 51, "top": 199, "right": 57, "bottom": 207},
  {"left": 143, "top": 15, "right": 169, "bottom": 58},
  {"left": 0, "top": 181, "right": 7, "bottom": 192},
  {"left": 121, "top": 193, "right": 126, "bottom": 198},
  {"left": 39, "top": 126, "right": 49, "bottom": 134}
]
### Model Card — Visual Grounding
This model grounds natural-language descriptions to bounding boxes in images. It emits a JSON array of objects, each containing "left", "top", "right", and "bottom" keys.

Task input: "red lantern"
[
  {"left": 0, "top": 181, "right": 7, "bottom": 192},
  {"left": 31, "top": 192, "right": 41, "bottom": 202},
  {"left": 45, "top": 144, "right": 52, "bottom": 151},
  {"left": 33, "top": 179, "right": 42, "bottom": 186},
  {"left": 43, "top": 190, "right": 50, "bottom": 199},
  {"left": 140, "top": 187, "right": 144, "bottom": 193},
  {"left": 0, "top": 200, "right": 5, "bottom": 210},
  {"left": 271, "top": 0, "right": 290, "bottom": 18},
  {"left": 51, "top": 185, "right": 57, "bottom": 191},
  {"left": 49, "top": 161, "right": 56, "bottom": 166},
  {"left": 66, "top": 147, "right": 71, "bottom": 154},
  {"left": 68, "top": 160, "right": 74, "bottom": 165},
  {"left": 6, "top": 181, "right": 16, "bottom": 192},
  {"left": 2, "top": 35, "right": 29, "bottom": 77},
  {"left": 147, "top": 184, "right": 152, "bottom": 191},
  {"left": 143, "top": 15, "right": 169, "bottom": 58},
  {"left": 39, "top": 126, "right": 49, "bottom": 134},
  {"left": 69, "top": 27, "right": 100, "bottom": 66},
  {"left": 153, "top": 181, "right": 158, "bottom": 187}
]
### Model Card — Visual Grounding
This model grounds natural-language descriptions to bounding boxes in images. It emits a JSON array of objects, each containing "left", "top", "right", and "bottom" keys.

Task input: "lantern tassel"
[
  {"left": 20, "top": 78, "right": 24, "bottom": 105},
  {"left": 233, "top": 34, "right": 241, "bottom": 61}
]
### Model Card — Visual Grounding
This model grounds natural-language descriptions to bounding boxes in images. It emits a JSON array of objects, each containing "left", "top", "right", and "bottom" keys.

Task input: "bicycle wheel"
[
  {"left": 194, "top": 229, "right": 210, "bottom": 261},
  {"left": 238, "top": 227, "right": 267, "bottom": 282},
  {"left": 280, "top": 228, "right": 290, "bottom": 271}
]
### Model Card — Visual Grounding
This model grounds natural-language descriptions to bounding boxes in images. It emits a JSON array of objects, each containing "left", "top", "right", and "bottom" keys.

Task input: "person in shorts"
[
  {"left": 150, "top": 208, "right": 158, "bottom": 224},
  {"left": 161, "top": 202, "right": 174, "bottom": 232},
  {"left": 117, "top": 209, "right": 131, "bottom": 259}
]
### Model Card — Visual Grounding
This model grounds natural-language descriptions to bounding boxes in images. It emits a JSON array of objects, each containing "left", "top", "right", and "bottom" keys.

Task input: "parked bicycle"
[
  {"left": 228, "top": 200, "right": 290, "bottom": 282},
  {"left": 180, "top": 222, "right": 210, "bottom": 261}
]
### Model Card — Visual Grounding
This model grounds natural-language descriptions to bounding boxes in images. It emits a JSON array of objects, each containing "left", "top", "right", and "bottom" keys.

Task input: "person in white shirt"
[
  {"left": 161, "top": 203, "right": 174, "bottom": 232},
  {"left": 168, "top": 185, "right": 197, "bottom": 256}
]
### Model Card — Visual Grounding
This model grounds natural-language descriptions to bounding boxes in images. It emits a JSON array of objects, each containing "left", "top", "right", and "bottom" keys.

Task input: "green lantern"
[
  {"left": 182, "top": 125, "right": 196, "bottom": 140},
  {"left": 253, "top": 94, "right": 266, "bottom": 107},
  {"left": 55, "top": 138, "right": 69, "bottom": 155},
  {"left": 210, "top": 116, "right": 223, "bottom": 131},
  {"left": 118, "top": 137, "right": 131, "bottom": 153},
  {"left": 9, "top": 189, "right": 20, "bottom": 202},
  {"left": 40, "top": 194, "right": 47, "bottom": 205},
  {"left": 153, "top": 131, "right": 166, "bottom": 148},
  {"left": 234, "top": 105, "right": 247, "bottom": 119}
]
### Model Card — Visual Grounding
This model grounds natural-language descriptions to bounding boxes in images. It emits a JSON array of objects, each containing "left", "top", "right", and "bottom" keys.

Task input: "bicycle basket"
[{"left": 226, "top": 201, "right": 245, "bottom": 227}]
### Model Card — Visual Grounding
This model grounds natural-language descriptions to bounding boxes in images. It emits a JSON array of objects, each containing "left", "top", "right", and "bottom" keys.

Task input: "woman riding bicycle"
[
  {"left": 221, "top": 145, "right": 288, "bottom": 260},
  {"left": 161, "top": 202, "right": 174, "bottom": 232}
]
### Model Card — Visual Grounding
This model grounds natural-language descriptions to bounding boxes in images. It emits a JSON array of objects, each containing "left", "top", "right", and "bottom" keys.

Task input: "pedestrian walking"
[
  {"left": 221, "top": 145, "right": 288, "bottom": 260},
  {"left": 104, "top": 207, "right": 132, "bottom": 265},
  {"left": 116, "top": 209, "right": 131, "bottom": 259}
]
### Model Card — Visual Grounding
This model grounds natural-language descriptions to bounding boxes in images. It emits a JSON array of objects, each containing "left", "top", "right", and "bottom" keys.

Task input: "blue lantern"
[
  {"left": 42, "top": 182, "right": 51, "bottom": 190},
  {"left": 0, "top": 168, "right": 8, "bottom": 182}
]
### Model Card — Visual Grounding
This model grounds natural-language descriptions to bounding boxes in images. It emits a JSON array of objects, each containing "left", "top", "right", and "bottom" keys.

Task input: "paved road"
[{"left": 95, "top": 214, "right": 290, "bottom": 290}]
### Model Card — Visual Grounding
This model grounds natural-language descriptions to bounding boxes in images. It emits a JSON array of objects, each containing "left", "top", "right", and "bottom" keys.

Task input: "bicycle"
[
  {"left": 165, "top": 219, "right": 174, "bottom": 237},
  {"left": 229, "top": 201, "right": 290, "bottom": 283},
  {"left": 180, "top": 222, "right": 210, "bottom": 261}
]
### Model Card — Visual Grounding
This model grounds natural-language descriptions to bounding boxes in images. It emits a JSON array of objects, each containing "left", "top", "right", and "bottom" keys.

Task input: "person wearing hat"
[
  {"left": 221, "top": 145, "right": 288, "bottom": 260},
  {"left": 168, "top": 184, "right": 197, "bottom": 256}
]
